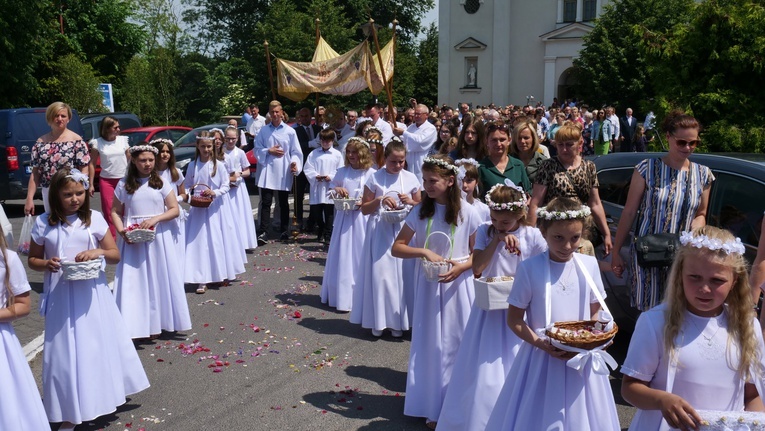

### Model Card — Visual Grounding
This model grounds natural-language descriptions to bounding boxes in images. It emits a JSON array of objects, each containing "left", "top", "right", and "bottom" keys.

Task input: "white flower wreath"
[
  {"left": 679, "top": 231, "right": 745, "bottom": 256},
  {"left": 536, "top": 205, "right": 591, "bottom": 220},
  {"left": 424, "top": 157, "right": 459, "bottom": 174},
  {"left": 485, "top": 179, "right": 527, "bottom": 211},
  {"left": 129, "top": 144, "right": 159, "bottom": 155}
]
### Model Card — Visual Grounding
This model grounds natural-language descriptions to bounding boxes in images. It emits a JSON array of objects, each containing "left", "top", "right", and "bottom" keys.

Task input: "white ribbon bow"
[{"left": 559, "top": 341, "right": 619, "bottom": 376}]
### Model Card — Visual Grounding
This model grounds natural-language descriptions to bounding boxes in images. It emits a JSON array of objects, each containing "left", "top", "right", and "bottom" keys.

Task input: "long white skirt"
[
  {"left": 0, "top": 323, "right": 49, "bottom": 430},
  {"left": 484, "top": 340, "right": 620, "bottom": 430},
  {"left": 349, "top": 214, "right": 410, "bottom": 331},
  {"left": 436, "top": 307, "right": 522, "bottom": 431},
  {"left": 228, "top": 181, "right": 258, "bottom": 250},
  {"left": 321, "top": 207, "right": 367, "bottom": 311},
  {"left": 403, "top": 261, "right": 474, "bottom": 421},
  {"left": 42, "top": 272, "right": 150, "bottom": 424},
  {"left": 185, "top": 197, "right": 245, "bottom": 283},
  {"left": 114, "top": 220, "right": 192, "bottom": 338}
]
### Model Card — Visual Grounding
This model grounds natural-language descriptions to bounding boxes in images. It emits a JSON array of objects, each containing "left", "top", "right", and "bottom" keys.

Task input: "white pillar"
[
  {"left": 492, "top": 0, "right": 511, "bottom": 104},
  {"left": 557, "top": 0, "right": 564, "bottom": 22},
  {"left": 596, "top": 0, "right": 603, "bottom": 17},
  {"left": 544, "top": 56, "right": 557, "bottom": 106},
  {"left": 437, "top": 1, "right": 451, "bottom": 105},
  {"left": 576, "top": 0, "right": 583, "bottom": 22}
]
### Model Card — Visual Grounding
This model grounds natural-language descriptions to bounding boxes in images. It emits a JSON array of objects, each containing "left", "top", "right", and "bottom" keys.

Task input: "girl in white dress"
[
  {"left": 454, "top": 158, "right": 490, "bottom": 222},
  {"left": 437, "top": 180, "right": 546, "bottom": 431},
  {"left": 350, "top": 139, "right": 421, "bottom": 337},
  {"left": 321, "top": 137, "right": 376, "bottom": 311},
  {"left": 184, "top": 131, "right": 245, "bottom": 294},
  {"left": 223, "top": 126, "right": 258, "bottom": 251},
  {"left": 153, "top": 139, "right": 187, "bottom": 269},
  {"left": 0, "top": 225, "right": 49, "bottom": 430},
  {"left": 213, "top": 127, "right": 247, "bottom": 268},
  {"left": 485, "top": 196, "right": 620, "bottom": 431},
  {"left": 111, "top": 144, "right": 191, "bottom": 339},
  {"left": 391, "top": 155, "right": 481, "bottom": 429},
  {"left": 28, "top": 168, "right": 149, "bottom": 430},
  {"left": 622, "top": 226, "right": 765, "bottom": 431}
]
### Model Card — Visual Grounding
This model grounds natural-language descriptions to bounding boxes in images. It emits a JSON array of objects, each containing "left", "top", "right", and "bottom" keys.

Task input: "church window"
[
  {"left": 463, "top": 0, "right": 481, "bottom": 14},
  {"left": 583, "top": 0, "right": 597, "bottom": 20},
  {"left": 563, "top": 0, "right": 577, "bottom": 22}
]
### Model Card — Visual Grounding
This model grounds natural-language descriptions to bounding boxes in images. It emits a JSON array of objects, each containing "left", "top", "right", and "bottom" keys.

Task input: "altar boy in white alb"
[
  {"left": 391, "top": 104, "right": 437, "bottom": 185},
  {"left": 304, "top": 128, "right": 344, "bottom": 244},
  {"left": 255, "top": 100, "right": 303, "bottom": 241}
]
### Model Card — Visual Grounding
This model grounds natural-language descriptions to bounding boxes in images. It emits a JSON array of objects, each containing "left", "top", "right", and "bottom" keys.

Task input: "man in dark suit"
[
  {"left": 294, "top": 107, "right": 322, "bottom": 232},
  {"left": 620, "top": 108, "right": 638, "bottom": 152}
]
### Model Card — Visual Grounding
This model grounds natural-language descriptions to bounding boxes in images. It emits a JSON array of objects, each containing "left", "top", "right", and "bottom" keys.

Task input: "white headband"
[{"left": 679, "top": 231, "right": 745, "bottom": 256}]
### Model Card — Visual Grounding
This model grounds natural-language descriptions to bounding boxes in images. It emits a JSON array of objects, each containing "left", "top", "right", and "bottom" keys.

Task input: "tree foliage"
[
  {"left": 572, "top": 0, "right": 694, "bottom": 113},
  {"left": 0, "top": 0, "right": 56, "bottom": 106},
  {"left": 42, "top": 54, "right": 106, "bottom": 113}
]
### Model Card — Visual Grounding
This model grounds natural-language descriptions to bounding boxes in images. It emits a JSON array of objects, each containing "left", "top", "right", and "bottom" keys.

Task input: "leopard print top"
[{"left": 534, "top": 157, "right": 599, "bottom": 205}]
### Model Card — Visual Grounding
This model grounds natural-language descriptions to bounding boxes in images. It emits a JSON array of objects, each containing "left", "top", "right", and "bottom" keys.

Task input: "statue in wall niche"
[{"left": 468, "top": 63, "right": 476, "bottom": 87}]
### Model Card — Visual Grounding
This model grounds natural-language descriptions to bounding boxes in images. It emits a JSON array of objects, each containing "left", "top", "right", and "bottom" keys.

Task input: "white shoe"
[
  {"left": 371, "top": 329, "right": 383, "bottom": 337},
  {"left": 59, "top": 423, "right": 77, "bottom": 431},
  {"left": 391, "top": 329, "right": 403, "bottom": 338}
]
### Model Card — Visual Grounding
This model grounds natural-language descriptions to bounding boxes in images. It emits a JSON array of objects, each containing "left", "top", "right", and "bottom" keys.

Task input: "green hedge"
[{"left": 701, "top": 121, "right": 765, "bottom": 153}]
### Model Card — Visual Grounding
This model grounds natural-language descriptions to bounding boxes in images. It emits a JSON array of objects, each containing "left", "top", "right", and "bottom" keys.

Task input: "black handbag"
[{"left": 635, "top": 233, "right": 680, "bottom": 268}]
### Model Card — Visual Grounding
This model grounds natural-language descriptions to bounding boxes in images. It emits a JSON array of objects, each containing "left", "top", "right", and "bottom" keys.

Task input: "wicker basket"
[
  {"left": 474, "top": 276, "right": 515, "bottom": 310},
  {"left": 333, "top": 198, "right": 360, "bottom": 211},
  {"left": 696, "top": 410, "right": 765, "bottom": 430},
  {"left": 61, "top": 259, "right": 102, "bottom": 281},
  {"left": 545, "top": 320, "right": 618, "bottom": 350},
  {"left": 189, "top": 184, "right": 213, "bottom": 208},
  {"left": 125, "top": 227, "right": 155, "bottom": 243},
  {"left": 421, "top": 260, "right": 451, "bottom": 282}
]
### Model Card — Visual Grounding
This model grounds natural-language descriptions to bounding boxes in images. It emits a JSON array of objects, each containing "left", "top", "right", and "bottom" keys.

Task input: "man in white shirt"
[
  {"left": 366, "top": 102, "right": 394, "bottom": 144},
  {"left": 346, "top": 110, "right": 358, "bottom": 129},
  {"left": 246, "top": 104, "right": 266, "bottom": 139},
  {"left": 391, "top": 104, "right": 437, "bottom": 184},
  {"left": 255, "top": 100, "right": 303, "bottom": 243},
  {"left": 606, "top": 106, "right": 621, "bottom": 152},
  {"left": 309, "top": 110, "right": 353, "bottom": 155}
]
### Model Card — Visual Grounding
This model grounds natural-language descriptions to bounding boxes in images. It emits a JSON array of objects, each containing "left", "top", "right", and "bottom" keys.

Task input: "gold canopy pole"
[
  {"left": 264, "top": 41, "right": 276, "bottom": 100},
  {"left": 369, "top": 18, "right": 396, "bottom": 123}
]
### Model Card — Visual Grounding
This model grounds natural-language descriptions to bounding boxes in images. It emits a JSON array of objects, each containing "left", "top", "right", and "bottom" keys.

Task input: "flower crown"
[
  {"left": 209, "top": 128, "right": 224, "bottom": 137},
  {"left": 679, "top": 231, "right": 745, "bottom": 256},
  {"left": 366, "top": 137, "right": 383, "bottom": 146},
  {"left": 196, "top": 135, "right": 214, "bottom": 141},
  {"left": 149, "top": 138, "right": 174, "bottom": 148},
  {"left": 485, "top": 179, "right": 526, "bottom": 211},
  {"left": 346, "top": 136, "right": 370, "bottom": 148},
  {"left": 454, "top": 158, "right": 480, "bottom": 168},
  {"left": 423, "top": 157, "right": 459, "bottom": 174},
  {"left": 66, "top": 170, "right": 90, "bottom": 191},
  {"left": 129, "top": 144, "right": 159, "bottom": 155},
  {"left": 364, "top": 126, "right": 382, "bottom": 136},
  {"left": 536, "top": 205, "right": 591, "bottom": 220}
]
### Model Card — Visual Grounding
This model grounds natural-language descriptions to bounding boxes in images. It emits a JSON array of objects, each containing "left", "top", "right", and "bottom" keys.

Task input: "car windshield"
[
  {"left": 175, "top": 125, "right": 227, "bottom": 147},
  {"left": 123, "top": 131, "right": 150, "bottom": 147}
]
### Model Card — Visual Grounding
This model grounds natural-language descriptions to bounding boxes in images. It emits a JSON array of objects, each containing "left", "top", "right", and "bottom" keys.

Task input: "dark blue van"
[{"left": 0, "top": 108, "right": 84, "bottom": 200}]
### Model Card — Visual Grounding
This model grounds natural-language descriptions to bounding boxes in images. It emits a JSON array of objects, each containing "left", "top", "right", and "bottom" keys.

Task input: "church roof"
[
  {"left": 454, "top": 37, "right": 488, "bottom": 51},
  {"left": 540, "top": 22, "right": 595, "bottom": 41}
]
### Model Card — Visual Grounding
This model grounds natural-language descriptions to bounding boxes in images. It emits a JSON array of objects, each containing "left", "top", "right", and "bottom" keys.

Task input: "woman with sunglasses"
[
  {"left": 88, "top": 116, "right": 130, "bottom": 238},
  {"left": 528, "top": 121, "right": 612, "bottom": 254},
  {"left": 477, "top": 121, "right": 531, "bottom": 194},
  {"left": 611, "top": 110, "right": 714, "bottom": 311},
  {"left": 590, "top": 109, "right": 614, "bottom": 155}
]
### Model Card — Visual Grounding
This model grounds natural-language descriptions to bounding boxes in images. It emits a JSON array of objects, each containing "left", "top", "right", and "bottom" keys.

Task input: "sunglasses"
[
  {"left": 671, "top": 134, "right": 701, "bottom": 149},
  {"left": 486, "top": 122, "right": 509, "bottom": 133}
]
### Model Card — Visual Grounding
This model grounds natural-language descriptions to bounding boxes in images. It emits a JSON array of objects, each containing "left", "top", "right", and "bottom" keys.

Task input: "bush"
[{"left": 702, "top": 121, "right": 765, "bottom": 153}]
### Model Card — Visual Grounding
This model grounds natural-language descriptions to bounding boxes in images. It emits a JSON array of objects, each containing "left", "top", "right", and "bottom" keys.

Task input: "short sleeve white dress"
[{"left": 32, "top": 211, "right": 150, "bottom": 424}]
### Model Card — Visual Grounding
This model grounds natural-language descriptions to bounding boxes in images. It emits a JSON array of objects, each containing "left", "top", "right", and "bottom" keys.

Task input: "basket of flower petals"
[
  {"left": 381, "top": 206, "right": 409, "bottom": 223},
  {"left": 189, "top": 184, "right": 213, "bottom": 208},
  {"left": 545, "top": 320, "right": 618, "bottom": 350},
  {"left": 124, "top": 224, "right": 156, "bottom": 243},
  {"left": 474, "top": 276, "right": 515, "bottom": 311},
  {"left": 696, "top": 410, "right": 765, "bottom": 431}
]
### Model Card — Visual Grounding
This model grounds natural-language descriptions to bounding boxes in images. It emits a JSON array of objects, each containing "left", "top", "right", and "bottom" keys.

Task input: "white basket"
[
  {"left": 381, "top": 208, "right": 409, "bottom": 223},
  {"left": 125, "top": 228, "right": 156, "bottom": 243},
  {"left": 333, "top": 198, "right": 360, "bottom": 211},
  {"left": 474, "top": 276, "right": 515, "bottom": 310},
  {"left": 61, "top": 259, "right": 102, "bottom": 281},
  {"left": 421, "top": 260, "right": 451, "bottom": 282},
  {"left": 696, "top": 410, "right": 765, "bottom": 430}
]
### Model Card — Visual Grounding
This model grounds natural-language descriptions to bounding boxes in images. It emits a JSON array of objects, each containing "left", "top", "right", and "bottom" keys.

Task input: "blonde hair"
[
  {"left": 46, "top": 101, "right": 72, "bottom": 124},
  {"left": 0, "top": 224, "right": 13, "bottom": 313},
  {"left": 344, "top": 139, "right": 373, "bottom": 170},
  {"left": 663, "top": 226, "right": 759, "bottom": 380}
]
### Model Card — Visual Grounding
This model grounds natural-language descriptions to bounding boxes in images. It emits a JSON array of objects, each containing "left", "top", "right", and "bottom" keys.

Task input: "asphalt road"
[{"left": 2, "top": 194, "right": 637, "bottom": 430}]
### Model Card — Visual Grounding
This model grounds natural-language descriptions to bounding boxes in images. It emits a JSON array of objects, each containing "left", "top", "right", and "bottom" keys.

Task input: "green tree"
[
  {"left": 133, "top": 0, "right": 182, "bottom": 53},
  {"left": 122, "top": 55, "right": 156, "bottom": 121},
  {"left": 42, "top": 54, "right": 106, "bottom": 113},
  {"left": 58, "top": 0, "right": 145, "bottom": 81},
  {"left": 412, "top": 23, "right": 438, "bottom": 107},
  {"left": 572, "top": 0, "right": 694, "bottom": 112},
  {"left": 0, "top": 0, "right": 56, "bottom": 106},
  {"left": 640, "top": 0, "right": 765, "bottom": 149}
]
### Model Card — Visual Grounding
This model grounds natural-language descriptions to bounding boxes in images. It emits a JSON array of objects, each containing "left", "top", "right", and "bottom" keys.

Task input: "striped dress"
[{"left": 630, "top": 158, "right": 714, "bottom": 310}]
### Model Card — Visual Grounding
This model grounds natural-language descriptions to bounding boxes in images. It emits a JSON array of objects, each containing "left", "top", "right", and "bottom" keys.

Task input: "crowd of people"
[{"left": 1, "top": 99, "right": 764, "bottom": 431}]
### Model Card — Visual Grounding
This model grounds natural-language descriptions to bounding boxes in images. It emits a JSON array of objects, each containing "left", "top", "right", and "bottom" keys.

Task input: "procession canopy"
[{"left": 276, "top": 36, "right": 395, "bottom": 102}]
